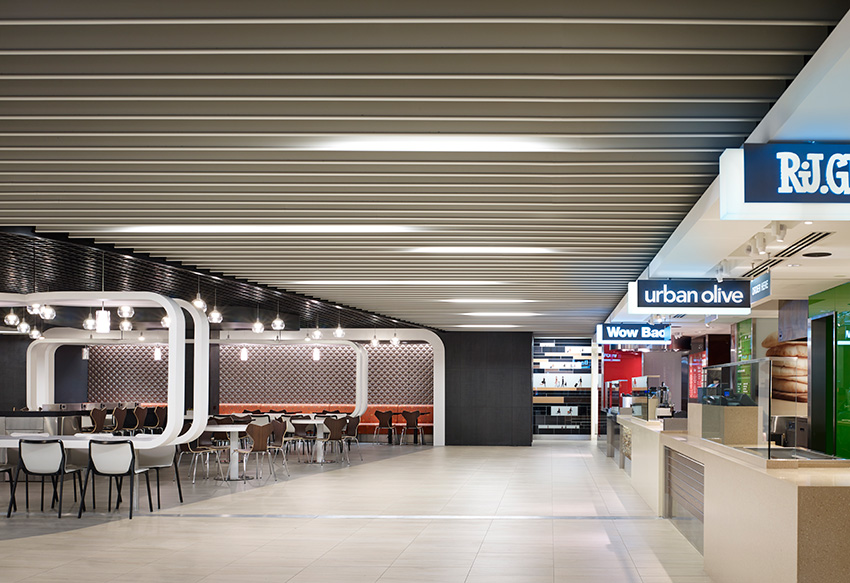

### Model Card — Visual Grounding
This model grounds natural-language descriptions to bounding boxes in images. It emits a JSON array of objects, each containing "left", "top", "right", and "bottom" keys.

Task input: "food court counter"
[
  {"left": 617, "top": 413, "right": 850, "bottom": 583},
  {"left": 0, "top": 410, "right": 84, "bottom": 436}
]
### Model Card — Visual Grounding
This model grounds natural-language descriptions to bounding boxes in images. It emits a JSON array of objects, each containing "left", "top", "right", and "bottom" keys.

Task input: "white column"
[{"left": 590, "top": 339, "right": 599, "bottom": 438}]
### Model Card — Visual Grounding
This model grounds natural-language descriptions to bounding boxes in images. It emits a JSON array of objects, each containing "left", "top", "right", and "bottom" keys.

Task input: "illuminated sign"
[
  {"left": 628, "top": 280, "right": 751, "bottom": 315},
  {"left": 720, "top": 146, "right": 850, "bottom": 220},
  {"left": 596, "top": 323, "right": 671, "bottom": 345},
  {"left": 750, "top": 272, "right": 771, "bottom": 303}
]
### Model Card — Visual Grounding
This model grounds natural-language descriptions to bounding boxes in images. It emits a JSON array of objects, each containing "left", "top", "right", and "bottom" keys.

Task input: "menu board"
[
  {"left": 736, "top": 319, "right": 753, "bottom": 396},
  {"left": 688, "top": 351, "right": 706, "bottom": 399}
]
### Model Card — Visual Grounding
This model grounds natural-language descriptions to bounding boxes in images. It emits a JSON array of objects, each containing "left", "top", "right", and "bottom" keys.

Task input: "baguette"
[
  {"left": 773, "top": 378, "right": 808, "bottom": 393},
  {"left": 773, "top": 391, "right": 808, "bottom": 403},
  {"left": 766, "top": 342, "right": 807, "bottom": 358}
]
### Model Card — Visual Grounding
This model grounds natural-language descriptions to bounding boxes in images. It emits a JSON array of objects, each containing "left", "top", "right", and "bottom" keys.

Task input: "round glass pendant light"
[
  {"left": 304, "top": 333, "right": 312, "bottom": 342},
  {"left": 251, "top": 304, "right": 264, "bottom": 333},
  {"left": 138, "top": 333, "right": 146, "bottom": 342},
  {"left": 312, "top": 347, "right": 321, "bottom": 361},
  {"left": 26, "top": 303, "right": 40, "bottom": 315},
  {"left": 82, "top": 312, "right": 97, "bottom": 331},
  {"left": 271, "top": 315, "right": 285, "bottom": 331},
  {"left": 4, "top": 308, "right": 20, "bottom": 327},
  {"left": 117, "top": 305, "right": 134, "bottom": 318},
  {"left": 371, "top": 334, "right": 380, "bottom": 347},
  {"left": 119, "top": 319, "right": 133, "bottom": 332},
  {"left": 29, "top": 327, "right": 42, "bottom": 339},
  {"left": 38, "top": 305, "right": 56, "bottom": 320},
  {"left": 208, "top": 307, "right": 223, "bottom": 324},
  {"left": 390, "top": 332, "right": 401, "bottom": 347},
  {"left": 17, "top": 320, "right": 31, "bottom": 334},
  {"left": 191, "top": 276, "right": 207, "bottom": 312},
  {"left": 161, "top": 315, "right": 171, "bottom": 328},
  {"left": 333, "top": 324, "right": 345, "bottom": 338}
]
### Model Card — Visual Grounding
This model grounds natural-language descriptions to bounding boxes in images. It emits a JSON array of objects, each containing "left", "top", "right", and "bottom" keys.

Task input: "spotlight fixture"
[
  {"left": 271, "top": 301, "right": 285, "bottom": 331},
  {"left": 38, "top": 305, "right": 56, "bottom": 320},
  {"left": 312, "top": 347, "right": 321, "bottom": 361},
  {"left": 240, "top": 347, "right": 249, "bottom": 361},
  {"left": 161, "top": 315, "right": 171, "bottom": 328},
  {"left": 17, "top": 320, "right": 31, "bottom": 334},
  {"left": 154, "top": 346, "right": 162, "bottom": 361},
  {"left": 207, "top": 289, "right": 223, "bottom": 324},
  {"left": 95, "top": 304, "right": 110, "bottom": 334},
  {"left": 119, "top": 319, "right": 133, "bottom": 332},
  {"left": 754, "top": 232, "right": 767, "bottom": 255},
  {"left": 4, "top": 308, "right": 20, "bottom": 327},
  {"left": 251, "top": 304, "right": 264, "bottom": 334},
  {"left": 191, "top": 281, "right": 207, "bottom": 313},
  {"left": 773, "top": 222, "right": 787, "bottom": 243},
  {"left": 117, "top": 305, "right": 134, "bottom": 318},
  {"left": 390, "top": 332, "right": 401, "bottom": 347}
]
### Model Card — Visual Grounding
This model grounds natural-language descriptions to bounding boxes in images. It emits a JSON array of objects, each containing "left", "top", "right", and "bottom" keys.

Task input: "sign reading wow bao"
[
  {"left": 720, "top": 146, "right": 850, "bottom": 220},
  {"left": 628, "top": 279, "right": 751, "bottom": 315},
  {"left": 596, "top": 323, "right": 671, "bottom": 345}
]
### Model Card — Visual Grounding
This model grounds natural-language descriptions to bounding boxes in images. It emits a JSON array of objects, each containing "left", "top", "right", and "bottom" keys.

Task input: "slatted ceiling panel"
[{"left": 0, "top": 1, "right": 847, "bottom": 335}]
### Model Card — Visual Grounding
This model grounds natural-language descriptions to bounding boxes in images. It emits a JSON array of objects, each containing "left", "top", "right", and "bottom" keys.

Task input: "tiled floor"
[{"left": 0, "top": 440, "right": 712, "bottom": 583}]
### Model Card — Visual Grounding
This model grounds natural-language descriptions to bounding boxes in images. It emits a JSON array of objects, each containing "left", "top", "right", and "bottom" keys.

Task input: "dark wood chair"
[
  {"left": 400, "top": 411, "right": 426, "bottom": 445},
  {"left": 126, "top": 406, "right": 148, "bottom": 435},
  {"left": 373, "top": 410, "right": 397, "bottom": 444},
  {"left": 236, "top": 423, "right": 276, "bottom": 480},
  {"left": 321, "top": 417, "right": 350, "bottom": 464},
  {"left": 268, "top": 419, "right": 291, "bottom": 475},
  {"left": 82, "top": 408, "right": 107, "bottom": 434},
  {"left": 106, "top": 407, "right": 127, "bottom": 434},
  {"left": 343, "top": 416, "right": 363, "bottom": 461}
]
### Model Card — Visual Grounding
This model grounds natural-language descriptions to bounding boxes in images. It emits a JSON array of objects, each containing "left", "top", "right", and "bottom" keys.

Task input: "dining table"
[
  {"left": 291, "top": 415, "right": 345, "bottom": 463},
  {"left": 203, "top": 423, "right": 249, "bottom": 480}
]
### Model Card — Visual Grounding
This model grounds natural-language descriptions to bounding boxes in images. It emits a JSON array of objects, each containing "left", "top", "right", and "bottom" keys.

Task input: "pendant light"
[
  {"left": 82, "top": 312, "right": 97, "bottom": 331},
  {"left": 119, "top": 318, "right": 133, "bottom": 332},
  {"left": 304, "top": 332, "right": 312, "bottom": 342},
  {"left": 117, "top": 305, "right": 134, "bottom": 318},
  {"left": 138, "top": 332, "right": 145, "bottom": 342},
  {"left": 26, "top": 304, "right": 40, "bottom": 315},
  {"left": 332, "top": 308, "right": 345, "bottom": 338},
  {"left": 153, "top": 346, "right": 162, "bottom": 361},
  {"left": 38, "top": 305, "right": 56, "bottom": 320},
  {"left": 161, "top": 314, "right": 171, "bottom": 328},
  {"left": 251, "top": 304, "right": 264, "bottom": 334},
  {"left": 27, "top": 240, "right": 41, "bottom": 316},
  {"left": 312, "top": 347, "right": 321, "bottom": 361},
  {"left": 29, "top": 326, "right": 41, "bottom": 340},
  {"left": 95, "top": 302, "right": 110, "bottom": 334},
  {"left": 271, "top": 301, "right": 285, "bottom": 331},
  {"left": 240, "top": 347, "right": 249, "bottom": 361},
  {"left": 390, "top": 332, "right": 401, "bottom": 347},
  {"left": 371, "top": 330, "right": 379, "bottom": 347},
  {"left": 17, "top": 320, "right": 31, "bottom": 334},
  {"left": 4, "top": 308, "right": 20, "bottom": 327},
  {"left": 310, "top": 315, "right": 323, "bottom": 339},
  {"left": 207, "top": 289, "right": 223, "bottom": 324},
  {"left": 191, "top": 276, "right": 207, "bottom": 312}
]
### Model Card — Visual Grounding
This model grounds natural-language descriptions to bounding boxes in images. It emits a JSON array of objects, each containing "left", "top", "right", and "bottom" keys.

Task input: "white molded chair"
[
  {"left": 136, "top": 445, "right": 183, "bottom": 509},
  {"left": 6, "top": 439, "right": 83, "bottom": 519},
  {"left": 78, "top": 440, "right": 152, "bottom": 519}
]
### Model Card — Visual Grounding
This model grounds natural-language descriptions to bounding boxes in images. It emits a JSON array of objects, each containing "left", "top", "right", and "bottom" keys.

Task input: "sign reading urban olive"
[
  {"left": 744, "top": 143, "right": 850, "bottom": 203},
  {"left": 627, "top": 279, "right": 751, "bottom": 315},
  {"left": 596, "top": 323, "right": 672, "bottom": 345}
]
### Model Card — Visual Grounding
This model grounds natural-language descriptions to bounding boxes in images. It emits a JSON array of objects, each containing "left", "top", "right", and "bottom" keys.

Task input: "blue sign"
[
  {"left": 750, "top": 272, "right": 771, "bottom": 303},
  {"left": 628, "top": 279, "right": 751, "bottom": 315},
  {"left": 596, "top": 323, "right": 671, "bottom": 345},
  {"left": 744, "top": 143, "right": 850, "bottom": 204}
]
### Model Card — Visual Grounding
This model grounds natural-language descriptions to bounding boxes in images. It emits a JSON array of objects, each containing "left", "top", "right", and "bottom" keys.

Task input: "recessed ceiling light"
[
  {"left": 453, "top": 324, "right": 521, "bottom": 328},
  {"left": 463, "top": 312, "right": 540, "bottom": 317},
  {"left": 108, "top": 224, "right": 421, "bottom": 234},
  {"left": 804, "top": 221, "right": 814, "bottom": 225},
  {"left": 293, "top": 280, "right": 502, "bottom": 285},
  {"left": 802, "top": 252, "right": 831, "bottom": 258},
  {"left": 409, "top": 247, "right": 554, "bottom": 254},
  {"left": 441, "top": 299, "right": 536, "bottom": 304},
  {"left": 786, "top": 264, "right": 801, "bottom": 267}
]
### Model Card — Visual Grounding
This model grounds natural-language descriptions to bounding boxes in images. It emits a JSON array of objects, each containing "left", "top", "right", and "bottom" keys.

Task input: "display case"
[{"left": 700, "top": 360, "right": 834, "bottom": 460}]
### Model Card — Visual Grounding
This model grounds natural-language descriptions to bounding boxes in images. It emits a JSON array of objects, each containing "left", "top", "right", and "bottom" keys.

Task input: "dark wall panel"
[
  {"left": 54, "top": 344, "right": 88, "bottom": 403},
  {"left": 440, "top": 331, "right": 532, "bottom": 446},
  {"left": 0, "top": 335, "right": 29, "bottom": 410}
]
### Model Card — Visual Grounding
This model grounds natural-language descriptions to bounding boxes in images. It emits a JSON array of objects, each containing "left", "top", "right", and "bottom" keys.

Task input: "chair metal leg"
[
  {"left": 267, "top": 453, "right": 277, "bottom": 481},
  {"left": 128, "top": 471, "right": 134, "bottom": 520},
  {"left": 7, "top": 466, "right": 21, "bottom": 518},
  {"left": 145, "top": 472, "right": 153, "bottom": 512},
  {"left": 173, "top": 457, "right": 184, "bottom": 503},
  {"left": 57, "top": 472, "right": 65, "bottom": 518},
  {"left": 77, "top": 467, "right": 91, "bottom": 518}
]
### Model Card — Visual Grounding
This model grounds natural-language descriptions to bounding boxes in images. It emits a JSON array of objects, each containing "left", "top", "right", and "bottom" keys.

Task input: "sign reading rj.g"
[{"left": 744, "top": 143, "right": 850, "bottom": 203}]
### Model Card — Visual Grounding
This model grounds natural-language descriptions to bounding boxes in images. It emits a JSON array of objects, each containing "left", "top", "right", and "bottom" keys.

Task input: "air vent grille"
[
  {"left": 742, "top": 259, "right": 782, "bottom": 278},
  {"left": 775, "top": 232, "right": 833, "bottom": 258}
]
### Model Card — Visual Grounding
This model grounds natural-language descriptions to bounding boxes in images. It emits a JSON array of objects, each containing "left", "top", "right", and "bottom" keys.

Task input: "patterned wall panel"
[
  {"left": 87, "top": 345, "right": 169, "bottom": 403},
  {"left": 220, "top": 343, "right": 433, "bottom": 404}
]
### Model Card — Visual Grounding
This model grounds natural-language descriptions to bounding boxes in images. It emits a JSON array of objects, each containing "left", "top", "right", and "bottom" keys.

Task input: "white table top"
[
  {"left": 204, "top": 423, "right": 249, "bottom": 432},
  {"left": 0, "top": 433, "right": 158, "bottom": 449}
]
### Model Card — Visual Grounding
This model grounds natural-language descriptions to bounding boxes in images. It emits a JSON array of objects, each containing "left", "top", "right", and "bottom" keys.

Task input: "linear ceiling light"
[
  {"left": 409, "top": 247, "right": 554, "bottom": 254},
  {"left": 462, "top": 312, "right": 540, "bottom": 317},
  {"left": 441, "top": 299, "right": 536, "bottom": 304},
  {"left": 324, "top": 135, "right": 561, "bottom": 152},
  {"left": 293, "top": 280, "right": 502, "bottom": 286},
  {"left": 453, "top": 324, "right": 521, "bottom": 328},
  {"left": 106, "top": 224, "right": 422, "bottom": 234}
]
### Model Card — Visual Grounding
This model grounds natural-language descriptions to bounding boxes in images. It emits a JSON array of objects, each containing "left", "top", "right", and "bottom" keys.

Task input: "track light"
[
  {"left": 754, "top": 232, "right": 767, "bottom": 255},
  {"left": 773, "top": 222, "right": 787, "bottom": 244}
]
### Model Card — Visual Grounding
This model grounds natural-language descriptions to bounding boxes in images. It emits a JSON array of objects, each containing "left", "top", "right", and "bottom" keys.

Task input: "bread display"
[{"left": 762, "top": 333, "right": 808, "bottom": 402}]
